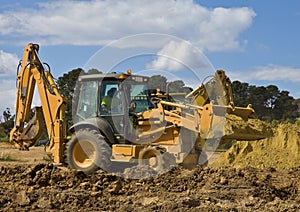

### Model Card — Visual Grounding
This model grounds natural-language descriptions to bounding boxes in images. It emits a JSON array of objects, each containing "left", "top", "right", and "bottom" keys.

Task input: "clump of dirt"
[
  {"left": 122, "top": 165, "right": 157, "bottom": 179},
  {"left": 212, "top": 123, "right": 300, "bottom": 170}
]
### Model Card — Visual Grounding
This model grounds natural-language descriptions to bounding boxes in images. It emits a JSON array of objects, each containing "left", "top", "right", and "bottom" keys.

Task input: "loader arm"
[
  {"left": 139, "top": 69, "right": 268, "bottom": 144},
  {"left": 10, "top": 43, "right": 67, "bottom": 163},
  {"left": 156, "top": 68, "right": 269, "bottom": 143},
  {"left": 158, "top": 100, "right": 261, "bottom": 140}
]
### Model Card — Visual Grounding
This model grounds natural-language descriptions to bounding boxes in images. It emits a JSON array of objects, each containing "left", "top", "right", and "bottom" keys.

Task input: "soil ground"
[
  {"left": 0, "top": 142, "right": 299, "bottom": 211},
  {"left": 0, "top": 142, "right": 49, "bottom": 166}
]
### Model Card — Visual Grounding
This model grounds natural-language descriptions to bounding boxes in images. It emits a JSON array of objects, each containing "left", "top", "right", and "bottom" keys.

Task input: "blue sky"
[{"left": 0, "top": 0, "right": 299, "bottom": 116}]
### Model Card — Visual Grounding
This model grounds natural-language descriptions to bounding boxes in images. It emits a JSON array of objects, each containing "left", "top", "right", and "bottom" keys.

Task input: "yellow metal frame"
[{"left": 10, "top": 44, "right": 67, "bottom": 163}]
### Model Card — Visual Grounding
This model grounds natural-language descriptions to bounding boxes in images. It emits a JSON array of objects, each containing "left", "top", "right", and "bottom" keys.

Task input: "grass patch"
[
  {"left": 0, "top": 137, "right": 9, "bottom": 143},
  {"left": 43, "top": 155, "right": 52, "bottom": 162},
  {"left": 0, "top": 152, "right": 19, "bottom": 162}
]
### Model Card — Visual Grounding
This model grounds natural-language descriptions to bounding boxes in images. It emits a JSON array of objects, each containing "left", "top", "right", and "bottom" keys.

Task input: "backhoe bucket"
[{"left": 11, "top": 107, "right": 45, "bottom": 149}]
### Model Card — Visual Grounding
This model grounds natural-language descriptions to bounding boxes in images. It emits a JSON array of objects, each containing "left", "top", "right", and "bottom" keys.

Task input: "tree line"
[{"left": 231, "top": 81, "right": 299, "bottom": 122}]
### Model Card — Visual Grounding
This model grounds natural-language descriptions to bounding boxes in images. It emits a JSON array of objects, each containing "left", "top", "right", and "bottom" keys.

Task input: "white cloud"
[
  {"left": 0, "top": 0, "right": 255, "bottom": 51},
  {"left": 0, "top": 48, "right": 40, "bottom": 116},
  {"left": 0, "top": 80, "right": 16, "bottom": 116},
  {"left": 0, "top": 79, "right": 42, "bottom": 118},
  {"left": 228, "top": 64, "right": 300, "bottom": 82},
  {"left": 253, "top": 65, "right": 300, "bottom": 82},
  {"left": 0, "top": 50, "right": 19, "bottom": 115},
  {"left": 146, "top": 40, "right": 211, "bottom": 71},
  {"left": 0, "top": 50, "right": 19, "bottom": 77}
]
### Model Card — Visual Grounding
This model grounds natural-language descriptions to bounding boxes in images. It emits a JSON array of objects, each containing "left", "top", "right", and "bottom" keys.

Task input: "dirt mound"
[
  {"left": 212, "top": 123, "right": 300, "bottom": 169},
  {"left": 0, "top": 164, "right": 299, "bottom": 211}
]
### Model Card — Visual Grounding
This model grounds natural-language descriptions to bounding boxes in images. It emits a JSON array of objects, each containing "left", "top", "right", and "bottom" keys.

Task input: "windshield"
[
  {"left": 129, "top": 83, "right": 152, "bottom": 113},
  {"left": 75, "top": 81, "right": 98, "bottom": 120}
]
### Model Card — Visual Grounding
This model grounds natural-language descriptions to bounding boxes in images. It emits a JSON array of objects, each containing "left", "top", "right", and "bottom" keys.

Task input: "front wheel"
[
  {"left": 139, "top": 146, "right": 164, "bottom": 170},
  {"left": 65, "top": 128, "right": 111, "bottom": 174},
  {"left": 138, "top": 146, "right": 176, "bottom": 172}
]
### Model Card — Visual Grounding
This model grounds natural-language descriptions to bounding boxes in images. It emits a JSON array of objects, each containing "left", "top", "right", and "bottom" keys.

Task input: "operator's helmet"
[{"left": 108, "top": 88, "right": 117, "bottom": 97}]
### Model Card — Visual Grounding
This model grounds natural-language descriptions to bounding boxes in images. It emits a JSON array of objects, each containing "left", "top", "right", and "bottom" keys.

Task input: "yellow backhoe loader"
[{"left": 10, "top": 43, "right": 267, "bottom": 174}]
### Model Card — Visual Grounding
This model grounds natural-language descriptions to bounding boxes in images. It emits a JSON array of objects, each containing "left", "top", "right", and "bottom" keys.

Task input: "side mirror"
[{"left": 130, "top": 102, "right": 137, "bottom": 112}]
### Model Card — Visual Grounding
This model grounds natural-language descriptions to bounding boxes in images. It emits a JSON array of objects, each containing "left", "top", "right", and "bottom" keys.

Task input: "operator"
[{"left": 101, "top": 87, "right": 119, "bottom": 112}]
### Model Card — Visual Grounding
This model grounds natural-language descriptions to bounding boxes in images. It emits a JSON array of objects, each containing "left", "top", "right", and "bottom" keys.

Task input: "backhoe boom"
[{"left": 10, "top": 43, "right": 67, "bottom": 163}]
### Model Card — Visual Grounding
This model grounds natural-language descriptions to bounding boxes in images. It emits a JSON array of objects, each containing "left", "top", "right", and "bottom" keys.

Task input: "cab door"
[{"left": 99, "top": 81, "right": 127, "bottom": 141}]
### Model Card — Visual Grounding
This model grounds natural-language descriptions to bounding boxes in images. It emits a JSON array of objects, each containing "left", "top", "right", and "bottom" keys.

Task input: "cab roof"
[{"left": 78, "top": 72, "right": 149, "bottom": 82}]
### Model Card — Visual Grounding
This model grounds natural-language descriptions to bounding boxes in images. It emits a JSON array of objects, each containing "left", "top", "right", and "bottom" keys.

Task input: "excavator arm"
[{"left": 10, "top": 43, "right": 67, "bottom": 163}]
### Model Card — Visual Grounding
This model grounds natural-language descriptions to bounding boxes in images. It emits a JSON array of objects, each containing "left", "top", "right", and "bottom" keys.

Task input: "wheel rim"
[
  {"left": 149, "top": 157, "right": 158, "bottom": 167},
  {"left": 141, "top": 149, "right": 160, "bottom": 169},
  {"left": 73, "top": 140, "right": 96, "bottom": 168}
]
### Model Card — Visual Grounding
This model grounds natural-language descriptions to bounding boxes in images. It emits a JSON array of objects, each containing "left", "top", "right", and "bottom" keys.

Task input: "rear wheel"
[{"left": 65, "top": 128, "right": 111, "bottom": 174}]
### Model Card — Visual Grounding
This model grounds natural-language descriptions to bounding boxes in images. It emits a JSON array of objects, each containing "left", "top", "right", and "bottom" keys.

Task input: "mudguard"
[{"left": 69, "top": 117, "right": 116, "bottom": 145}]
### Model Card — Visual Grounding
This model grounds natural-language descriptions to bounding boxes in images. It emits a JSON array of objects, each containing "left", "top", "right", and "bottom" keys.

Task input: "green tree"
[
  {"left": 168, "top": 80, "right": 185, "bottom": 93},
  {"left": 265, "top": 85, "right": 280, "bottom": 109},
  {"left": 3, "top": 108, "right": 11, "bottom": 122},
  {"left": 274, "top": 91, "right": 298, "bottom": 121},
  {"left": 0, "top": 111, "right": 15, "bottom": 140},
  {"left": 294, "top": 98, "right": 300, "bottom": 116},
  {"left": 231, "top": 80, "right": 299, "bottom": 122},
  {"left": 248, "top": 85, "right": 269, "bottom": 119},
  {"left": 295, "top": 118, "right": 300, "bottom": 127},
  {"left": 148, "top": 75, "right": 167, "bottom": 92},
  {"left": 262, "top": 85, "right": 280, "bottom": 121},
  {"left": 231, "top": 81, "right": 250, "bottom": 107},
  {"left": 56, "top": 68, "right": 84, "bottom": 126},
  {"left": 87, "top": 68, "right": 102, "bottom": 74}
]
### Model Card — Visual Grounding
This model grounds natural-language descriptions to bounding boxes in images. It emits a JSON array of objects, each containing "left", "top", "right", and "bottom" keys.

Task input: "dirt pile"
[
  {"left": 0, "top": 164, "right": 299, "bottom": 211},
  {"left": 212, "top": 123, "right": 300, "bottom": 170}
]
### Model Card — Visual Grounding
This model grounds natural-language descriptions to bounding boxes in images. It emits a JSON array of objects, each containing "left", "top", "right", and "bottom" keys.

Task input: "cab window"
[
  {"left": 130, "top": 84, "right": 151, "bottom": 113},
  {"left": 76, "top": 81, "right": 98, "bottom": 119},
  {"left": 100, "top": 83, "right": 123, "bottom": 114}
]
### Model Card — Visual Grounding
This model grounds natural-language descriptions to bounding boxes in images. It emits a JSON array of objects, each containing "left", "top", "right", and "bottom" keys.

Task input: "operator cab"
[{"left": 73, "top": 71, "right": 152, "bottom": 143}]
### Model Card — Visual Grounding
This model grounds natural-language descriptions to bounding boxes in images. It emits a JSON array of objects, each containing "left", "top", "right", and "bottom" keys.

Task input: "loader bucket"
[
  {"left": 187, "top": 70, "right": 273, "bottom": 143},
  {"left": 200, "top": 104, "right": 273, "bottom": 143}
]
